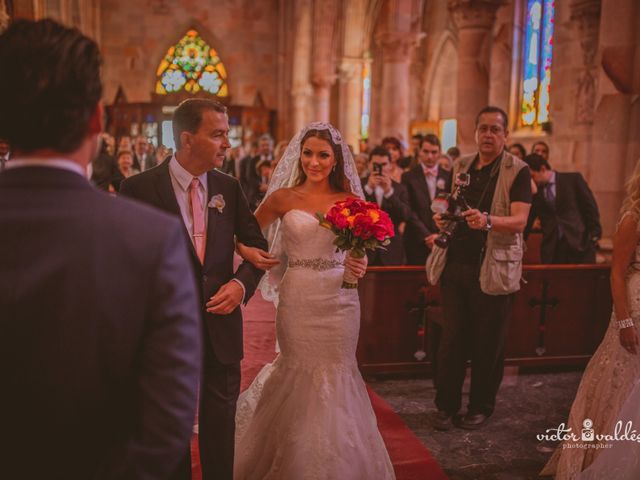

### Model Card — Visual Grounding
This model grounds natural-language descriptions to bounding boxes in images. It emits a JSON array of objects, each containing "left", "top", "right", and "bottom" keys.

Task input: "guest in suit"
[
  {"left": 362, "top": 146, "right": 411, "bottom": 265},
  {"left": 120, "top": 98, "right": 268, "bottom": 480},
  {"left": 525, "top": 153, "right": 602, "bottom": 264},
  {"left": 90, "top": 135, "right": 118, "bottom": 190},
  {"left": 240, "top": 134, "right": 274, "bottom": 210},
  {"left": 402, "top": 134, "right": 452, "bottom": 265},
  {"left": 111, "top": 150, "right": 139, "bottom": 192},
  {"left": 0, "top": 19, "right": 201, "bottom": 480},
  {"left": 133, "top": 135, "right": 157, "bottom": 172}
]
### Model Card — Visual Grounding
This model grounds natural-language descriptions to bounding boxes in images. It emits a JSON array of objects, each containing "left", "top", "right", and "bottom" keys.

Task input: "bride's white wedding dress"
[{"left": 234, "top": 209, "right": 395, "bottom": 480}]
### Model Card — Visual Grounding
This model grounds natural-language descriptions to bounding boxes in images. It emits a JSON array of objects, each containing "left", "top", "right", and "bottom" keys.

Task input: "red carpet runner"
[{"left": 191, "top": 291, "right": 447, "bottom": 480}]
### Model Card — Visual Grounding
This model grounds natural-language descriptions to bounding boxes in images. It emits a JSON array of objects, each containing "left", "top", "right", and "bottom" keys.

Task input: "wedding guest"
[
  {"left": 402, "top": 133, "right": 452, "bottom": 265},
  {"left": 508, "top": 142, "right": 527, "bottom": 160},
  {"left": 446, "top": 146, "right": 461, "bottom": 163},
  {"left": 133, "top": 135, "right": 156, "bottom": 172},
  {"left": 241, "top": 134, "right": 274, "bottom": 210},
  {"left": 362, "top": 146, "right": 411, "bottom": 265},
  {"left": 382, "top": 136, "right": 405, "bottom": 183},
  {"left": 532, "top": 140, "right": 550, "bottom": 160},
  {"left": 0, "top": 19, "right": 201, "bottom": 480},
  {"left": 155, "top": 144, "right": 171, "bottom": 164},
  {"left": 525, "top": 153, "right": 601, "bottom": 263},
  {"left": 438, "top": 153, "right": 453, "bottom": 172},
  {"left": 429, "top": 106, "right": 531, "bottom": 430},
  {"left": 540, "top": 158, "right": 640, "bottom": 478},
  {"left": 90, "top": 134, "right": 117, "bottom": 191},
  {"left": 117, "top": 135, "right": 132, "bottom": 153},
  {"left": 273, "top": 140, "right": 288, "bottom": 170},
  {"left": 0, "top": 136, "right": 10, "bottom": 171},
  {"left": 111, "top": 150, "right": 139, "bottom": 192},
  {"left": 355, "top": 152, "right": 369, "bottom": 179}
]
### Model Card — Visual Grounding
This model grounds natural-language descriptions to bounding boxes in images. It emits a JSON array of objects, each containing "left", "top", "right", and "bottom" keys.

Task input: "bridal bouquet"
[{"left": 317, "top": 198, "right": 395, "bottom": 289}]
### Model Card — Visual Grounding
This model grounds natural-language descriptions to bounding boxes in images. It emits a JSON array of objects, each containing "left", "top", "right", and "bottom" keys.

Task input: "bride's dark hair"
[{"left": 295, "top": 129, "right": 350, "bottom": 193}]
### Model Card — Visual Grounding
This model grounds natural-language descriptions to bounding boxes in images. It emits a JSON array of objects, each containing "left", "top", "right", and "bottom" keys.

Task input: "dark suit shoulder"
[
  {"left": 401, "top": 165, "right": 422, "bottom": 183},
  {"left": 98, "top": 191, "right": 181, "bottom": 232},
  {"left": 211, "top": 168, "right": 240, "bottom": 186}
]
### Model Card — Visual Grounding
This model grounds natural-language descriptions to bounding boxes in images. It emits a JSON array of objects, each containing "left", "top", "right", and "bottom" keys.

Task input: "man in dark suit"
[
  {"left": 525, "top": 153, "right": 602, "bottom": 263},
  {"left": 362, "top": 146, "right": 411, "bottom": 265},
  {"left": 121, "top": 98, "right": 268, "bottom": 480},
  {"left": 240, "top": 134, "right": 274, "bottom": 210},
  {"left": 132, "top": 135, "right": 157, "bottom": 172},
  {"left": 0, "top": 19, "right": 202, "bottom": 480},
  {"left": 402, "top": 134, "right": 452, "bottom": 265}
]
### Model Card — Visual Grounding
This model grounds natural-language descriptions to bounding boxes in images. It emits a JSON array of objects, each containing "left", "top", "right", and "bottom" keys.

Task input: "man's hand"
[
  {"left": 366, "top": 172, "right": 379, "bottom": 190},
  {"left": 379, "top": 173, "right": 392, "bottom": 194},
  {"left": 344, "top": 254, "right": 368, "bottom": 279},
  {"left": 425, "top": 233, "right": 439, "bottom": 249},
  {"left": 236, "top": 242, "right": 280, "bottom": 270},
  {"left": 206, "top": 281, "right": 244, "bottom": 315},
  {"left": 433, "top": 213, "right": 447, "bottom": 232},
  {"left": 462, "top": 208, "right": 487, "bottom": 230}
]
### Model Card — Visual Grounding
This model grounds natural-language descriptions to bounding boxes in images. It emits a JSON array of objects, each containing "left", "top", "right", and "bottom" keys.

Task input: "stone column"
[
  {"left": 375, "top": 31, "right": 420, "bottom": 139},
  {"left": 337, "top": 57, "right": 365, "bottom": 150},
  {"left": 311, "top": 0, "right": 338, "bottom": 122},
  {"left": 448, "top": 0, "right": 505, "bottom": 154},
  {"left": 291, "top": 0, "right": 313, "bottom": 133},
  {"left": 589, "top": 0, "right": 639, "bottom": 236}
]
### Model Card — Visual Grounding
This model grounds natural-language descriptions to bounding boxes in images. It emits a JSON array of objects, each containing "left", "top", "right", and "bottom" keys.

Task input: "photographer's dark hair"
[
  {"left": 368, "top": 146, "right": 391, "bottom": 162},
  {"left": 475, "top": 106, "right": 509, "bottom": 130},
  {"left": 421, "top": 133, "right": 441, "bottom": 150},
  {"left": 172, "top": 98, "right": 227, "bottom": 149},
  {"left": 0, "top": 19, "right": 102, "bottom": 154},
  {"left": 296, "top": 129, "right": 349, "bottom": 193},
  {"left": 524, "top": 153, "right": 551, "bottom": 172},
  {"left": 381, "top": 136, "right": 404, "bottom": 155}
]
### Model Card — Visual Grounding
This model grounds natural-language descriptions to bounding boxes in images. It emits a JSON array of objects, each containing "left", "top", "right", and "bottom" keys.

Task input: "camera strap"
[{"left": 473, "top": 154, "right": 503, "bottom": 211}]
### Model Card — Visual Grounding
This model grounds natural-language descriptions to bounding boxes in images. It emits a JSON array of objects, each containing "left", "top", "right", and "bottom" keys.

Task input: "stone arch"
[{"left": 423, "top": 30, "right": 458, "bottom": 121}]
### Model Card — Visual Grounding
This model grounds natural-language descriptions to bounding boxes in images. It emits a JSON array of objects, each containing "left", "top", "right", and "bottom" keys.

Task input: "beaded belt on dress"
[{"left": 288, "top": 258, "right": 342, "bottom": 271}]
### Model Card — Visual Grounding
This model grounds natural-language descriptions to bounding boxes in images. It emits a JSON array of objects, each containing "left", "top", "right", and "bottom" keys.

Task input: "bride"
[
  {"left": 233, "top": 122, "right": 395, "bottom": 479},
  {"left": 540, "top": 159, "right": 640, "bottom": 478}
]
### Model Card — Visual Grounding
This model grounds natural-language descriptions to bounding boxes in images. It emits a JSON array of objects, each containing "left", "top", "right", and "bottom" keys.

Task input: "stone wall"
[{"left": 99, "top": 0, "right": 279, "bottom": 108}]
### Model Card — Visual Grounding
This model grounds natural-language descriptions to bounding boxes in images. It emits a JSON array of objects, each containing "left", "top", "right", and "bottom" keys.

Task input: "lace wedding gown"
[
  {"left": 234, "top": 209, "right": 395, "bottom": 480},
  {"left": 540, "top": 213, "right": 640, "bottom": 479}
]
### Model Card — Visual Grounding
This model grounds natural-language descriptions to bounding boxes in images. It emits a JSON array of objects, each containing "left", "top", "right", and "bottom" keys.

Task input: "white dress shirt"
[{"left": 168, "top": 155, "right": 245, "bottom": 300}]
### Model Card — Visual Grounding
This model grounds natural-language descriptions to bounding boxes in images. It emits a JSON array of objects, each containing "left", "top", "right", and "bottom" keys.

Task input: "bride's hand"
[
  {"left": 620, "top": 327, "right": 639, "bottom": 354},
  {"left": 236, "top": 242, "right": 280, "bottom": 271},
  {"left": 344, "top": 254, "right": 368, "bottom": 279}
]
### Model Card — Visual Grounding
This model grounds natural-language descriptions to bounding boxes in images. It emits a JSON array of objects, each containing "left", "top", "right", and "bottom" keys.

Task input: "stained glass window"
[
  {"left": 155, "top": 29, "right": 228, "bottom": 97},
  {"left": 520, "top": 0, "right": 554, "bottom": 127},
  {"left": 360, "top": 61, "right": 371, "bottom": 140}
]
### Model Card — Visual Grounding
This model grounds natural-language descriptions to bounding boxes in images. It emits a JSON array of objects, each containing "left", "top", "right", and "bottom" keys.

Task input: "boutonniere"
[
  {"left": 436, "top": 178, "right": 446, "bottom": 191},
  {"left": 208, "top": 194, "right": 225, "bottom": 213}
]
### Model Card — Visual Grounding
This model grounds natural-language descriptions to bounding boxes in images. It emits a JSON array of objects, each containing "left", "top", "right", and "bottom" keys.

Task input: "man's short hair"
[
  {"left": 172, "top": 98, "right": 227, "bottom": 149},
  {"left": 421, "top": 133, "right": 441, "bottom": 150},
  {"left": 259, "top": 133, "right": 274, "bottom": 144},
  {"left": 0, "top": 19, "right": 102, "bottom": 154},
  {"left": 475, "top": 106, "right": 509, "bottom": 130},
  {"left": 524, "top": 153, "right": 551, "bottom": 171},
  {"left": 369, "top": 146, "right": 391, "bottom": 162},
  {"left": 447, "top": 146, "right": 460, "bottom": 158}
]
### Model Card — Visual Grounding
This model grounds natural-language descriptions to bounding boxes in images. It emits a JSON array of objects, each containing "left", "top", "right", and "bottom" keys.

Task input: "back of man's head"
[
  {"left": 172, "top": 98, "right": 227, "bottom": 149},
  {"left": 524, "top": 153, "right": 551, "bottom": 172},
  {"left": 0, "top": 19, "right": 102, "bottom": 154}
]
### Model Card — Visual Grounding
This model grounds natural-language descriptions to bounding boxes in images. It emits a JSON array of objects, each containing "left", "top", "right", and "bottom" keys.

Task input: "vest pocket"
[{"left": 481, "top": 245, "right": 522, "bottom": 294}]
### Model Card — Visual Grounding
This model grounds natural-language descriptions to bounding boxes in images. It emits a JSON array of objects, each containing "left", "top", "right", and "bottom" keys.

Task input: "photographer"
[
  {"left": 427, "top": 106, "right": 532, "bottom": 431},
  {"left": 362, "top": 146, "right": 411, "bottom": 265}
]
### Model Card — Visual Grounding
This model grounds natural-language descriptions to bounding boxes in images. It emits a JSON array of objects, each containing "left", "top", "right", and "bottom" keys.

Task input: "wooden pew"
[{"left": 356, "top": 264, "right": 611, "bottom": 375}]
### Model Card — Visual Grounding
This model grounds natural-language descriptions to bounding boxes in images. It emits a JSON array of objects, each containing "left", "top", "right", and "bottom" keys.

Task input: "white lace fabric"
[{"left": 234, "top": 210, "right": 395, "bottom": 480}]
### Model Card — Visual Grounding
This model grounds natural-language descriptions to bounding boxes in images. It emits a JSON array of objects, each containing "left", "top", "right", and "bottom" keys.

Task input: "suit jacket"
[
  {"left": 133, "top": 152, "right": 157, "bottom": 172},
  {"left": 528, "top": 171, "right": 602, "bottom": 263},
  {"left": 401, "top": 165, "right": 452, "bottom": 264},
  {"left": 0, "top": 166, "right": 201, "bottom": 480},
  {"left": 362, "top": 178, "right": 411, "bottom": 265},
  {"left": 120, "top": 159, "right": 268, "bottom": 364},
  {"left": 240, "top": 154, "right": 272, "bottom": 211}
]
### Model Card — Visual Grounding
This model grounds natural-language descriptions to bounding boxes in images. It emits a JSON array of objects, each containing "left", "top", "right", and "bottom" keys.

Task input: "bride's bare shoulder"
[{"left": 264, "top": 187, "right": 302, "bottom": 213}]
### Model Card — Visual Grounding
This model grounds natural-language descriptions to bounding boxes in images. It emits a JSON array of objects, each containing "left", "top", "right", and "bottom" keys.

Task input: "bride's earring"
[{"left": 332, "top": 163, "right": 336, "bottom": 172}]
